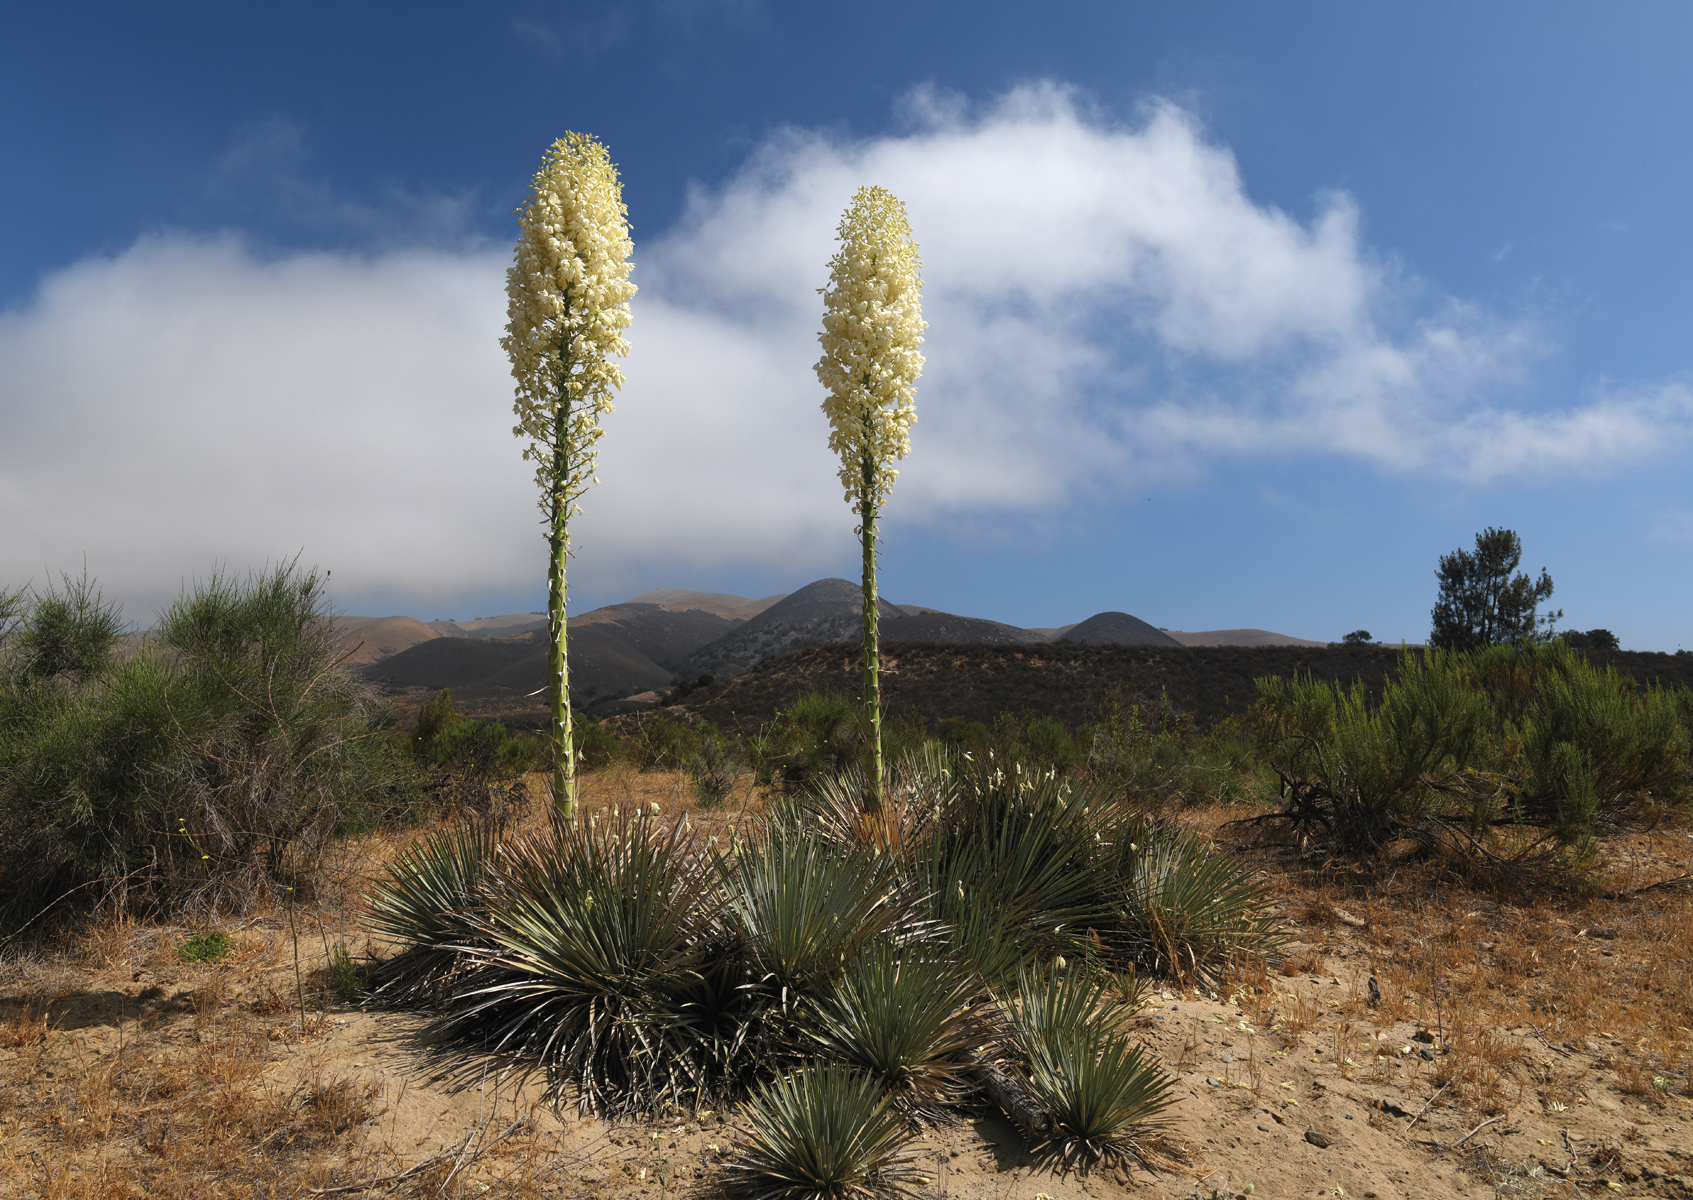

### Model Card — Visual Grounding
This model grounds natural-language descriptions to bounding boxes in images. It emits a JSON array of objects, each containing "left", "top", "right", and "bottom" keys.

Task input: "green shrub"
[
  {"left": 328, "top": 941, "right": 362, "bottom": 1002},
  {"left": 1254, "top": 642, "right": 1692, "bottom": 861},
  {"left": 365, "top": 816, "right": 503, "bottom": 1005},
  {"left": 428, "top": 808, "right": 722, "bottom": 1114},
  {"left": 175, "top": 931, "right": 234, "bottom": 963},
  {"left": 686, "top": 724, "right": 741, "bottom": 806},
  {"left": 0, "top": 562, "right": 384, "bottom": 932},
  {"left": 627, "top": 713, "right": 698, "bottom": 771},
  {"left": 1108, "top": 821, "right": 1280, "bottom": 984},
  {"left": 573, "top": 716, "right": 623, "bottom": 770},
  {"left": 749, "top": 692, "right": 863, "bottom": 790},
  {"left": 716, "top": 829, "right": 912, "bottom": 997},
  {"left": 406, "top": 689, "right": 535, "bottom": 778},
  {"left": 907, "top": 754, "right": 1113, "bottom": 979},
  {"left": 805, "top": 942, "right": 979, "bottom": 1110}
]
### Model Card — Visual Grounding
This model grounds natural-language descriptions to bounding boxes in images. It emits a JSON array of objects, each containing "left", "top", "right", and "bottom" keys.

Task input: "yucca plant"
[
  {"left": 430, "top": 808, "right": 724, "bottom": 1113},
  {"left": 806, "top": 942, "right": 983, "bottom": 1113},
  {"left": 1002, "top": 968, "right": 1174, "bottom": 1165},
  {"left": 909, "top": 758, "right": 1114, "bottom": 977},
  {"left": 1110, "top": 819, "right": 1280, "bottom": 985},
  {"left": 783, "top": 748, "right": 950, "bottom": 857},
  {"left": 725, "top": 1064, "right": 919, "bottom": 1200},
  {"left": 716, "top": 828, "right": 920, "bottom": 999},
  {"left": 364, "top": 815, "right": 503, "bottom": 1005}
]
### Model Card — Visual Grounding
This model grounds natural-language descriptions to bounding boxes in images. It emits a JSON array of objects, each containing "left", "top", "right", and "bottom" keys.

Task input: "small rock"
[
  {"left": 1257, "top": 1124, "right": 1274, "bottom": 1133},
  {"left": 1304, "top": 1131, "right": 1332, "bottom": 1149}
]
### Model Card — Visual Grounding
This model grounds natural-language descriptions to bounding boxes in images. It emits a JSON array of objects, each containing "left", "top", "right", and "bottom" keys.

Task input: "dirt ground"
[{"left": 3, "top": 772, "right": 1691, "bottom": 1199}]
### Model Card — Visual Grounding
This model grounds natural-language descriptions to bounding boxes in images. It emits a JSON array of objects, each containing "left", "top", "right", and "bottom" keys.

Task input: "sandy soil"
[{"left": 7, "top": 926, "right": 1690, "bottom": 1199}]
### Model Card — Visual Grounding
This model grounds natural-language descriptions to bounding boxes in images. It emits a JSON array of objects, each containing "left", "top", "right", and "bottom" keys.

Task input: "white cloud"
[{"left": 4, "top": 83, "right": 1690, "bottom": 615}]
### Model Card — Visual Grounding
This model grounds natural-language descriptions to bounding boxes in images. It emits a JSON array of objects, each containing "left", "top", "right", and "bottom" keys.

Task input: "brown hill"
[
  {"left": 1062, "top": 611, "right": 1184, "bottom": 647},
  {"left": 882, "top": 611, "right": 1044, "bottom": 646},
  {"left": 360, "top": 599, "right": 747, "bottom": 711},
  {"left": 624, "top": 588, "right": 785, "bottom": 623},
  {"left": 678, "top": 578, "right": 907, "bottom": 678},
  {"left": 1167, "top": 628, "right": 1329, "bottom": 648},
  {"left": 333, "top": 615, "right": 440, "bottom": 666}
]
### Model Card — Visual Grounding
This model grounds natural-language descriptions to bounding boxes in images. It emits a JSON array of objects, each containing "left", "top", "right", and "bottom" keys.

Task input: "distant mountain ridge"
[{"left": 346, "top": 578, "right": 1327, "bottom": 713}]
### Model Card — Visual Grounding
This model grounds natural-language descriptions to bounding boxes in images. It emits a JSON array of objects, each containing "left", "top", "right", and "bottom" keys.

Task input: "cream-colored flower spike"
[
  {"left": 503, "top": 132, "right": 637, "bottom": 530},
  {"left": 815, "top": 185, "right": 925, "bottom": 509},
  {"left": 814, "top": 185, "right": 924, "bottom": 809},
  {"left": 501, "top": 132, "right": 635, "bottom": 822}
]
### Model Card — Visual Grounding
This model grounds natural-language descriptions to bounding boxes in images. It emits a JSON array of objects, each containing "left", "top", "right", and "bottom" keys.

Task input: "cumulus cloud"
[{"left": 3, "top": 83, "right": 1690, "bottom": 615}]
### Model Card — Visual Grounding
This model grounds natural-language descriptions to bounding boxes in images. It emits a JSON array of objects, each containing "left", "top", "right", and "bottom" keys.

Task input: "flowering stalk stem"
[
  {"left": 549, "top": 401, "right": 575, "bottom": 819},
  {"left": 859, "top": 447, "right": 883, "bottom": 811}
]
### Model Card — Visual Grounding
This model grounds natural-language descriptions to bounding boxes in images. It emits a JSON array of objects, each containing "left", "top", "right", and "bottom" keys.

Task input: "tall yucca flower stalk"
[
  {"left": 815, "top": 186, "right": 925, "bottom": 809},
  {"left": 503, "top": 133, "right": 636, "bottom": 819}
]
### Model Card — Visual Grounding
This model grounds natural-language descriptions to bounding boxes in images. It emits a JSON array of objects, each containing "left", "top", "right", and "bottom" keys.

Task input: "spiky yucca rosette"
[
  {"left": 814, "top": 186, "right": 925, "bottom": 805},
  {"left": 502, "top": 133, "right": 636, "bottom": 818}
]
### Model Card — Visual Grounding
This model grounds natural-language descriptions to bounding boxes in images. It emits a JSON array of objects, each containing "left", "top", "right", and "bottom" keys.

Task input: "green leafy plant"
[
  {"left": 175, "top": 931, "right": 234, "bottom": 964},
  {"left": 0, "top": 561, "right": 383, "bottom": 934},
  {"left": 908, "top": 756, "right": 1112, "bottom": 978},
  {"left": 687, "top": 726, "right": 741, "bottom": 806},
  {"left": 716, "top": 829, "right": 914, "bottom": 998},
  {"left": 328, "top": 941, "right": 362, "bottom": 1003},
  {"left": 1253, "top": 641, "right": 1692, "bottom": 861},
  {"left": 725, "top": 1064, "right": 918, "bottom": 1200}
]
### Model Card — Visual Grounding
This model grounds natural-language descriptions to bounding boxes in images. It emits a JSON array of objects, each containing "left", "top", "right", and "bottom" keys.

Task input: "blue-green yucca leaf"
[
  {"left": 717, "top": 827, "right": 921, "bottom": 997},
  {"left": 726, "top": 1063, "right": 919, "bottom": 1200},
  {"left": 806, "top": 941, "right": 984, "bottom": 1108},
  {"left": 782, "top": 746, "right": 956, "bottom": 855},
  {"left": 1112, "top": 822, "right": 1281, "bottom": 985},
  {"left": 909, "top": 762, "right": 1116, "bottom": 977},
  {"left": 431, "top": 808, "right": 726, "bottom": 1113},
  {"left": 363, "top": 815, "right": 502, "bottom": 1004},
  {"left": 1003, "top": 968, "right": 1174, "bottom": 1164}
]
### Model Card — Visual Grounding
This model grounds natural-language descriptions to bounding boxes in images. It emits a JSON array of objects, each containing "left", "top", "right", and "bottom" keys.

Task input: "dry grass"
[
  {"left": 0, "top": 769, "right": 764, "bottom": 1200},
  {"left": 1219, "top": 815, "right": 1693, "bottom": 1125}
]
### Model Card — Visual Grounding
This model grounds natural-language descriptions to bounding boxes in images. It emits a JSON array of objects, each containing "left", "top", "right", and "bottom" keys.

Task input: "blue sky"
[{"left": 3, "top": 2, "right": 1691, "bottom": 648}]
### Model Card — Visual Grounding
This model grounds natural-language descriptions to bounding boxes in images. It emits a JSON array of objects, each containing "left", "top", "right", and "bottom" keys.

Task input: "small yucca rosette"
[
  {"left": 502, "top": 132, "right": 637, "bottom": 520},
  {"left": 815, "top": 185, "right": 926, "bottom": 509}
]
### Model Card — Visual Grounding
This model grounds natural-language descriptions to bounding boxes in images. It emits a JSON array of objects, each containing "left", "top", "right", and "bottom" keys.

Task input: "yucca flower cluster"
[
  {"left": 504, "top": 131, "right": 637, "bottom": 525},
  {"left": 502, "top": 132, "right": 636, "bottom": 818},
  {"left": 814, "top": 185, "right": 926, "bottom": 511}
]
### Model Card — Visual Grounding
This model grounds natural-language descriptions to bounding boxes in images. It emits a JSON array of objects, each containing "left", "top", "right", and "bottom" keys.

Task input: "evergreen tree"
[{"left": 1429, "top": 527, "right": 1558, "bottom": 651}]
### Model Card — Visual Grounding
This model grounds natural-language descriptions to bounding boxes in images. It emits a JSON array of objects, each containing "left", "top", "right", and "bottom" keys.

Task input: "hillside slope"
[
  {"left": 333, "top": 615, "right": 440, "bottom": 666},
  {"left": 677, "top": 578, "right": 907, "bottom": 678},
  {"left": 1063, "top": 611, "right": 1184, "bottom": 647}
]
